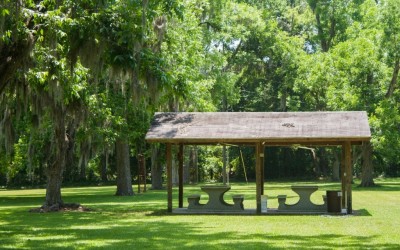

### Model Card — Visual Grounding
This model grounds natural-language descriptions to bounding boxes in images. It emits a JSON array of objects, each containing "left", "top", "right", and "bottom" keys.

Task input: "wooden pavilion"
[{"left": 145, "top": 111, "right": 371, "bottom": 214}]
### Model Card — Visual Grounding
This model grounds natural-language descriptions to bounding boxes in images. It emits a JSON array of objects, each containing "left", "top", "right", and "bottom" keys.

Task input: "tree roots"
[{"left": 29, "top": 203, "right": 92, "bottom": 213}]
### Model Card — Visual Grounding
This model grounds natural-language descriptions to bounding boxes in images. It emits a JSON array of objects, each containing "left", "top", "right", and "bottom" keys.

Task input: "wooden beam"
[
  {"left": 344, "top": 141, "right": 353, "bottom": 214},
  {"left": 147, "top": 138, "right": 366, "bottom": 146},
  {"left": 178, "top": 144, "right": 184, "bottom": 208},
  {"left": 341, "top": 144, "right": 346, "bottom": 210},
  {"left": 255, "top": 142, "right": 262, "bottom": 213},
  {"left": 262, "top": 141, "right": 364, "bottom": 146},
  {"left": 166, "top": 143, "right": 173, "bottom": 212}
]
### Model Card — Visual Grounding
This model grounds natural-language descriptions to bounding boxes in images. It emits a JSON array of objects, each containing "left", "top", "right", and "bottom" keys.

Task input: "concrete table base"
[
  {"left": 278, "top": 185, "right": 327, "bottom": 212},
  {"left": 188, "top": 185, "right": 244, "bottom": 211}
]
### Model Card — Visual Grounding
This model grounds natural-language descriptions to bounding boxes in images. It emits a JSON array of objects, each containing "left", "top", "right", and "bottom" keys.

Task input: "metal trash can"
[{"left": 326, "top": 191, "right": 341, "bottom": 213}]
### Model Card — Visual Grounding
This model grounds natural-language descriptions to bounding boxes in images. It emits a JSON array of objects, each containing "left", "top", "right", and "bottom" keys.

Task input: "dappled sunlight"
[
  {"left": 70, "top": 224, "right": 121, "bottom": 230},
  {"left": 24, "top": 235, "right": 76, "bottom": 241},
  {"left": 0, "top": 190, "right": 46, "bottom": 197},
  {"left": 0, "top": 181, "right": 399, "bottom": 249}
]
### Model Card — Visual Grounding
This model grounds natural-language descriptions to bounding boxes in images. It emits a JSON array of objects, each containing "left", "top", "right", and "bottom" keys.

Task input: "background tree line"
[{"left": 0, "top": 0, "right": 399, "bottom": 208}]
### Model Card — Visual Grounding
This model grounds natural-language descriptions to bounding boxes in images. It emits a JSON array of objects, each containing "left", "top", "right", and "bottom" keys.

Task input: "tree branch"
[
  {"left": 385, "top": 58, "right": 400, "bottom": 98},
  {"left": 223, "top": 39, "right": 242, "bottom": 72}
]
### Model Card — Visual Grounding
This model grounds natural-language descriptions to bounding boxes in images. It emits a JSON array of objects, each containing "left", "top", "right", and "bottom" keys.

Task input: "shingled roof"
[{"left": 145, "top": 112, "right": 371, "bottom": 145}]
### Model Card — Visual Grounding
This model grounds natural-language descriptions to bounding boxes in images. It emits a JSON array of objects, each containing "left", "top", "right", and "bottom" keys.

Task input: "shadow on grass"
[
  {"left": 0, "top": 182, "right": 398, "bottom": 249},
  {"left": 354, "top": 183, "right": 400, "bottom": 192},
  {"left": 0, "top": 210, "right": 397, "bottom": 249},
  {"left": 356, "top": 209, "right": 372, "bottom": 216},
  {"left": 147, "top": 208, "right": 373, "bottom": 217}
]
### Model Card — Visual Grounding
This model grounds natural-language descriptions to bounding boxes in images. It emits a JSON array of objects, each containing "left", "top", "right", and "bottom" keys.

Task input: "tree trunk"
[
  {"left": 319, "top": 148, "right": 329, "bottom": 177},
  {"left": 183, "top": 147, "right": 190, "bottom": 184},
  {"left": 100, "top": 153, "right": 108, "bottom": 182},
  {"left": 332, "top": 150, "right": 340, "bottom": 181},
  {"left": 45, "top": 163, "right": 64, "bottom": 207},
  {"left": 79, "top": 140, "right": 91, "bottom": 181},
  {"left": 189, "top": 146, "right": 198, "bottom": 184},
  {"left": 311, "top": 148, "right": 320, "bottom": 177},
  {"left": 151, "top": 144, "right": 163, "bottom": 189},
  {"left": 172, "top": 156, "right": 178, "bottom": 186},
  {"left": 385, "top": 58, "right": 399, "bottom": 98},
  {"left": 316, "top": 13, "right": 329, "bottom": 52},
  {"left": 115, "top": 138, "right": 133, "bottom": 196},
  {"left": 352, "top": 146, "right": 362, "bottom": 176},
  {"left": 279, "top": 89, "right": 287, "bottom": 112},
  {"left": 64, "top": 121, "right": 76, "bottom": 182},
  {"left": 360, "top": 142, "right": 375, "bottom": 187},
  {"left": 44, "top": 112, "right": 67, "bottom": 208},
  {"left": 80, "top": 156, "right": 87, "bottom": 181}
]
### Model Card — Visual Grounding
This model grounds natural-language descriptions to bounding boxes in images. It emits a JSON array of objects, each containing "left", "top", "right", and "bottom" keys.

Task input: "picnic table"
[
  {"left": 187, "top": 185, "right": 244, "bottom": 211},
  {"left": 277, "top": 185, "right": 327, "bottom": 212}
]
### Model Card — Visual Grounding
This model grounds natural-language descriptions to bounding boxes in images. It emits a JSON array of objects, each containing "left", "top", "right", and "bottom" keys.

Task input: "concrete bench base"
[
  {"left": 232, "top": 195, "right": 244, "bottom": 210},
  {"left": 188, "top": 194, "right": 201, "bottom": 209}
]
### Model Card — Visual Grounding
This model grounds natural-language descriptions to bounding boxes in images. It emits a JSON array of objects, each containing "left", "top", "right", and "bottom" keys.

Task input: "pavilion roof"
[{"left": 145, "top": 112, "right": 371, "bottom": 145}]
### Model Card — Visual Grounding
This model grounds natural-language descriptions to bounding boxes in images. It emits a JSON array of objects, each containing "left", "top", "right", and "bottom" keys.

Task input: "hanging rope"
[{"left": 239, "top": 146, "right": 248, "bottom": 184}]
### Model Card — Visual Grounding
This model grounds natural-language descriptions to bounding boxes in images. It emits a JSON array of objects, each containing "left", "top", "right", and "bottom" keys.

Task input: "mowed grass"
[{"left": 0, "top": 179, "right": 399, "bottom": 249}]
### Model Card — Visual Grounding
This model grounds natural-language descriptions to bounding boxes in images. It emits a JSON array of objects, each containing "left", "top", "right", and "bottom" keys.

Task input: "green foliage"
[
  {"left": 198, "top": 146, "right": 223, "bottom": 181},
  {"left": 327, "top": 37, "right": 388, "bottom": 111},
  {"left": 2, "top": 0, "right": 400, "bottom": 189},
  {"left": 370, "top": 99, "right": 400, "bottom": 176},
  {"left": 380, "top": 0, "right": 400, "bottom": 62}
]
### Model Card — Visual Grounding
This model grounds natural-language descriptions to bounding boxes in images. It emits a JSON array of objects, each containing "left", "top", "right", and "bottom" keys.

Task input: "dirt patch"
[{"left": 29, "top": 203, "right": 93, "bottom": 213}]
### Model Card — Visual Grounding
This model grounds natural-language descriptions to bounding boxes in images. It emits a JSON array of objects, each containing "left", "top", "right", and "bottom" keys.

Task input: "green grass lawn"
[{"left": 1, "top": 179, "right": 399, "bottom": 249}]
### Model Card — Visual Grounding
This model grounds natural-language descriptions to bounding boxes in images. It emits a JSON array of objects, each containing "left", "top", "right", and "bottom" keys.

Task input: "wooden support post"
[
  {"left": 261, "top": 145, "right": 265, "bottom": 195},
  {"left": 222, "top": 145, "right": 227, "bottom": 185},
  {"left": 178, "top": 144, "right": 184, "bottom": 208},
  {"left": 166, "top": 143, "right": 173, "bottom": 212},
  {"left": 344, "top": 141, "right": 353, "bottom": 214},
  {"left": 341, "top": 145, "right": 346, "bottom": 209},
  {"left": 255, "top": 142, "right": 262, "bottom": 213}
]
